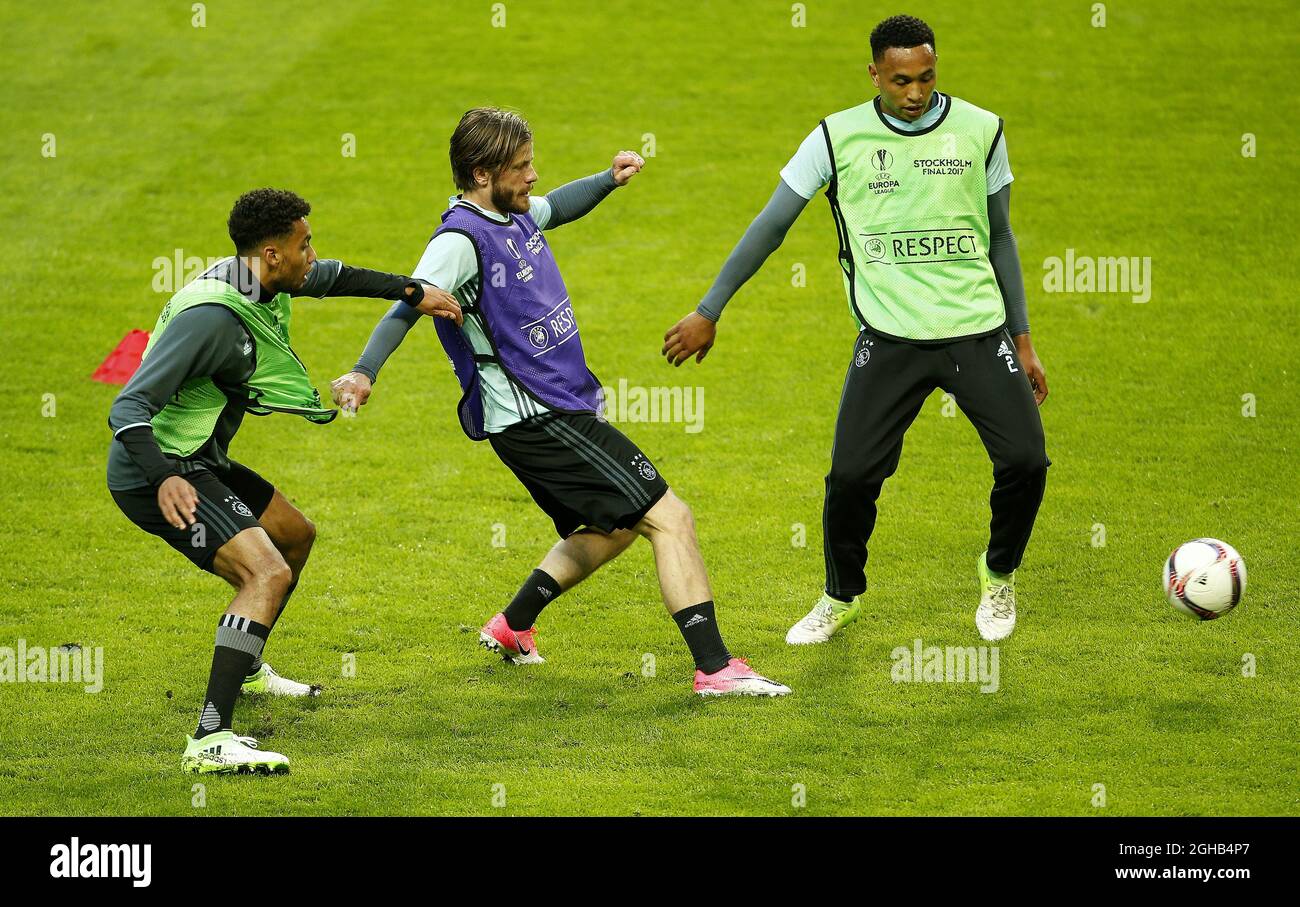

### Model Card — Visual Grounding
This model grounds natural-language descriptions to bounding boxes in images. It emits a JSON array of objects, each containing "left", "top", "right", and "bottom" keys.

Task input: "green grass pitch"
[{"left": 0, "top": 0, "right": 1296, "bottom": 816}]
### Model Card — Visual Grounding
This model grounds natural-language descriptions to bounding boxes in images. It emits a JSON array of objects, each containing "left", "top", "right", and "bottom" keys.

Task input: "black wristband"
[
  {"left": 150, "top": 467, "right": 182, "bottom": 487},
  {"left": 401, "top": 281, "right": 425, "bottom": 308}
]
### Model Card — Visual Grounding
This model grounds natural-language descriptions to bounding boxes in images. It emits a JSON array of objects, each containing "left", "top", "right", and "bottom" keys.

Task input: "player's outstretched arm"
[
  {"left": 332, "top": 232, "right": 478, "bottom": 413},
  {"left": 987, "top": 185, "right": 1047, "bottom": 405},
  {"left": 536, "top": 151, "right": 645, "bottom": 229},
  {"left": 295, "top": 259, "right": 463, "bottom": 322},
  {"left": 331, "top": 284, "right": 463, "bottom": 414},
  {"left": 296, "top": 259, "right": 404, "bottom": 300},
  {"left": 662, "top": 179, "right": 809, "bottom": 366},
  {"left": 331, "top": 303, "right": 418, "bottom": 413}
]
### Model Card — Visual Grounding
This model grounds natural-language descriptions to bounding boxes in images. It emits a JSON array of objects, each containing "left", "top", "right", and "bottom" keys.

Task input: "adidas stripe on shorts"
[
  {"left": 110, "top": 460, "right": 275, "bottom": 571},
  {"left": 488, "top": 411, "right": 669, "bottom": 538}
]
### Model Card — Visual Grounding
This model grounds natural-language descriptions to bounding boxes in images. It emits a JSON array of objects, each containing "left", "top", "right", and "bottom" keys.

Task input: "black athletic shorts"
[
  {"left": 109, "top": 460, "right": 275, "bottom": 572},
  {"left": 488, "top": 411, "right": 669, "bottom": 538}
]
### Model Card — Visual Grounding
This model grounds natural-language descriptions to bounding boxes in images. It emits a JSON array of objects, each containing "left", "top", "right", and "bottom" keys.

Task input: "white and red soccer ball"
[{"left": 1163, "top": 538, "right": 1247, "bottom": 620}]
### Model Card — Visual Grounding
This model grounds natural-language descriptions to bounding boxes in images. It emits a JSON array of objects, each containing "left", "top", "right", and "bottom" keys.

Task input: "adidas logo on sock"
[
  {"left": 198, "top": 701, "right": 221, "bottom": 731},
  {"left": 538, "top": 586, "right": 553, "bottom": 600},
  {"left": 682, "top": 614, "right": 708, "bottom": 629}
]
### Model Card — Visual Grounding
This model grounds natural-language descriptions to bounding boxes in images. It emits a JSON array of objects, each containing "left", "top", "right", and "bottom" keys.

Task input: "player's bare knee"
[
  {"left": 674, "top": 498, "right": 698, "bottom": 537},
  {"left": 269, "top": 517, "right": 315, "bottom": 575},
  {"left": 636, "top": 493, "right": 677, "bottom": 539},
  {"left": 650, "top": 490, "right": 696, "bottom": 538},
  {"left": 249, "top": 553, "right": 293, "bottom": 598},
  {"left": 296, "top": 516, "right": 317, "bottom": 553}
]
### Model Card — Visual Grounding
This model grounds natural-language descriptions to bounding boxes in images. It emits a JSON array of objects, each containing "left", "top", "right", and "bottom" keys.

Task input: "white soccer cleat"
[
  {"left": 241, "top": 662, "right": 321, "bottom": 697},
  {"left": 181, "top": 731, "right": 290, "bottom": 775},
  {"left": 976, "top": 552, "right": 1017, "bottom": 641},
  {"left": 785, "top": 592, "right": 861, "bottom": 645}
]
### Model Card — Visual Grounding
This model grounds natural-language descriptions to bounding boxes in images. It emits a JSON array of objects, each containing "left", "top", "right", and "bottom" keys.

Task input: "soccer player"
[
  {"left": 331, "top": 108, "right": 789, "bottom": 697},
  {"left": 107, "top": 188, "right": 462, "bottom": 773},
  {"left": 662, "top": 15, "right": 1050, "bottom": 643}
]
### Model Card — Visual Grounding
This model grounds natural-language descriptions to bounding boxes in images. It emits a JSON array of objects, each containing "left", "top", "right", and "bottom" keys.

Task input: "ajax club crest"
[
  {"left": 632, "top": 454, "right": 658, "bottom": 481},
  {"left": 854, "top": 340, "right": 873, "bottom": 368}
]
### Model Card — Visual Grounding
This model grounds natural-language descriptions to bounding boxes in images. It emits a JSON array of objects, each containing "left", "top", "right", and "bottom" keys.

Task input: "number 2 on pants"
[{"left": 995, "top": 336, "right": 1020, "bottom": 374}]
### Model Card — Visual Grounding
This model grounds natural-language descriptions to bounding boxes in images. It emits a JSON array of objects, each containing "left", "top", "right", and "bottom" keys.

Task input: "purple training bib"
[{"left": 433, "top": 203, "right": 602, "bottom": 439}]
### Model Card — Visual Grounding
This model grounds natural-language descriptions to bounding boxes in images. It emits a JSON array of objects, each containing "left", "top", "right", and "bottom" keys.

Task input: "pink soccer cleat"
[
  {"left": 693, "top": 657, "right": 791, "bottom": 697},
  {"left": 479, "top": 612, "right": 544, "bottom": 665}
]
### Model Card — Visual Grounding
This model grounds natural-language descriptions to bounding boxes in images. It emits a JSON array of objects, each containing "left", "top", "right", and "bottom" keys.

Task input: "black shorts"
[
  {"left": 489, "top": 412, "right": 669, "bottom": 538},
  {"left": 109, "top": 461, "right": 276, "bottom": 572}
]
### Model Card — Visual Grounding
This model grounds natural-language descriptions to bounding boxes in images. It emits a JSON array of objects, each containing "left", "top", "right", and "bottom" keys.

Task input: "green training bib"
[
  {"left": 143, "top": 278, "right": 336, "bottom": 458},
  {"left": 822, "top": 93, "right": 1007, "bottom": 341}
]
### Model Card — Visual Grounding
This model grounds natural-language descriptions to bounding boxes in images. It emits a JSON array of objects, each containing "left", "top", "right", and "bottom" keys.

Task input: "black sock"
[
  {"left": 248, "top": 579, "right": 297, "bottom": 676},
  {"left": 503, "top": 569, "right": 562, "bottom": 631},
  {"left": 828, "top": 592, "right": 853, "bottom": 604},
  {"left": 672, "top": 601, "right": 731, "bottom": 674},
  {"left": 196, "top": 615, "right": 270, "bottom": 739}
]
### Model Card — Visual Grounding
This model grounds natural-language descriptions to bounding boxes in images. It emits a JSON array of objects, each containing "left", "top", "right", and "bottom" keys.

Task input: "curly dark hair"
[
  {"left": 227, "top": 188, "right": 311, "bottom": 254},
  {"left": 869, "top": 14, "right": 936, "bottom": 61}
]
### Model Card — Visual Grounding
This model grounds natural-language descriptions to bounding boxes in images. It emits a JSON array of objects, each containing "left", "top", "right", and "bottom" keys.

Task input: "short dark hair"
[
  {"left": 227, "top": 188, "right": 311, "bottom": 254},
  {"left": 449, "top": 107, "right": 532, "bottom": 192},
  {"left": 870, "top": 14, "right": 936, "bottom": 61}
]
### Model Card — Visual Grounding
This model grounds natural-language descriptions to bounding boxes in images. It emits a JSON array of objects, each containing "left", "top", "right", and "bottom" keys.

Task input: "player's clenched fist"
[
  {"left": 157, "top": 475, "right": 199, "bottom": 529},
  {"left": 330, "top": 371, "right": 373, "bottom": 414},
  {"left": 611, "top": 150, "right": 645, "bottom": 186}
]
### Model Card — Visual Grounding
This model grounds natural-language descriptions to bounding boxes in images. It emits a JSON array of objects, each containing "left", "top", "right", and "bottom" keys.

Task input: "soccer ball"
[{"left": 1163, "top": 538, "right": 1246, "bottom": 620}]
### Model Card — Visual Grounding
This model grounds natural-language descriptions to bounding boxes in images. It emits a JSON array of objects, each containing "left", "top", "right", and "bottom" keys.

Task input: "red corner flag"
[{"left": 92, "top": 330, "right": 150, "bottom": 385}]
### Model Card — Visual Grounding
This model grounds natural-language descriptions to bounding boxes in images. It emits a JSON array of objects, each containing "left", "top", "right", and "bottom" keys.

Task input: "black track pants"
[{"left": 822, "top": 328, "right": 1049, "bottom": 599}]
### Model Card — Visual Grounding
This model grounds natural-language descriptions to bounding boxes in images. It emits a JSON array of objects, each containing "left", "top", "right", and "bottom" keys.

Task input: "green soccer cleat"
[
  {"left": 241, "top": 662, "right": 320, "bottom": 698},
  {"left": 181, "top": 731, "right": 290, "bottom": 775},
  {"left": 976, "top": 552, "right": 1017, "bottom": 641},
  {"left": 786, "top": 591, "right": 861, "bottom": 644}
]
